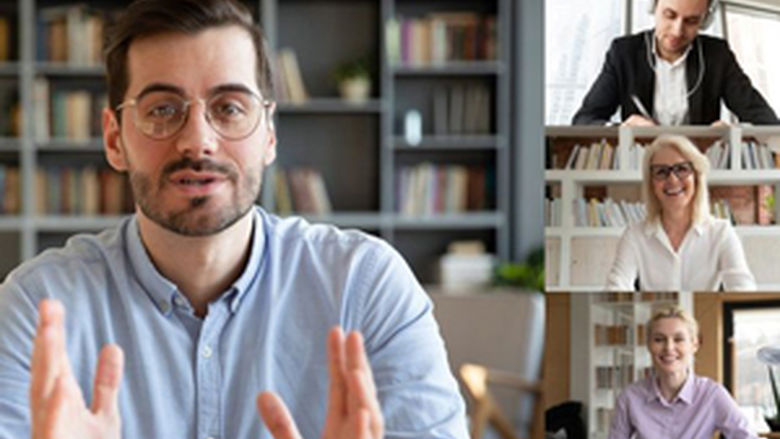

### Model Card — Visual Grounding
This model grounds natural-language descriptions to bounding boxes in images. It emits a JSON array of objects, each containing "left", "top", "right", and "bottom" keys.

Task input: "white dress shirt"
[
  {"left": 606, "top": 217, "right": 756, "bottom": 291},
  {"left": 653, "top": 39, "right": 691, "bottom": 126}
]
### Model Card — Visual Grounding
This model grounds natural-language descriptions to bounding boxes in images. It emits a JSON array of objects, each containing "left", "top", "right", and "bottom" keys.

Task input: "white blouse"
[{"left": 606, "top": 217, "right": 756, "bottom": 291}]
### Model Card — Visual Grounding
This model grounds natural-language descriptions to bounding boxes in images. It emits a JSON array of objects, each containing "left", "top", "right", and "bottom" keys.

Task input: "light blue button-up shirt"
[{"left": 0, "top": 207, "right": 467, "bottom": 439}]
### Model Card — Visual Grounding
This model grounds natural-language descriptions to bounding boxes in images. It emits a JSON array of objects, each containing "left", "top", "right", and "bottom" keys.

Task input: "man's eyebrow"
[
  {"left": 137, "top": 83, "right": 186, "bottom": 99},
  {"left": 208, "top": 83, "right": 258, "bottom": 96}
]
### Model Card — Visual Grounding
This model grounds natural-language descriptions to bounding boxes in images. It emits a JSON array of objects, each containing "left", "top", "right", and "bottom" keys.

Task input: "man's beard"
[{"left": 128, "top": 157, "right": 262, "bottom": 236}]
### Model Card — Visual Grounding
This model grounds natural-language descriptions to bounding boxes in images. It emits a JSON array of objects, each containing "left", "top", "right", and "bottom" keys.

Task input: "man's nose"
[{"left": 175, "top": 100, "right": 219, "bottom": 157}]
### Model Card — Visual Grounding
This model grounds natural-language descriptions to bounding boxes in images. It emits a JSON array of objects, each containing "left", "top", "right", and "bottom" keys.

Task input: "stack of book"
[
  {"left": 386, "top": 12, "right": 497, "bottom": 66},
  {"left": 274, "top": 167, "right": 332, "bottom": 216},
  {"left": 396, "top": 163, "right": 490, "bottom": 215},
  {"left": 0, "top": 165, "right": 20, "bottom": 215},
  {"left": 274, "top": 49, "right": 308, "bottom": 104},
  {"left": 572, "top": 198, "right": 646, "bottom": 227},
  {"left": 559, "top": 139, "right": 617, "bottom": 170},
  {"left": 36, "top": 167, "right": 131, "bottom": 215},
  {"left": 37, "top": 5, "right": 105, "bottom": 65},
  {"left": 741, "top": 140, "right": 778, "bottom": 170},
  {"left": 432, "top": 84, "right": 491, "bottom": 135},
  {"left": 33, "top": 78, "right": 106, "bottom": 141},
  {"left": 705, "top": 140, "right": 730, "bottom": 169}
]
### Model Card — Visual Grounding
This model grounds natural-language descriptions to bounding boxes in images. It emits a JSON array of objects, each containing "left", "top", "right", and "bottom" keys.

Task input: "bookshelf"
[
  {"left": 0, "top": 0, "right": 515, "bottom": 285},
  {"left": 569, "top": 292, "right": 692, "bottom": 439},
  {"left": 545, "top": 125, "right": 780, "bottom": 292}
]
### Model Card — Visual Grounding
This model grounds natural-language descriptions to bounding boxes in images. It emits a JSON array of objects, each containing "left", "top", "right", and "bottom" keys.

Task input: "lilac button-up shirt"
[{"left": 608, "top": 373, "right": 757, "bottom": 439}]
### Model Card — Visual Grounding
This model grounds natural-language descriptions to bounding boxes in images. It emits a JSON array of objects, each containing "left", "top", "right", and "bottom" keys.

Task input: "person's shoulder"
[
  {"left": 611, "top": 31, "right": 648, "bottom": 51},
  {"left": 690, "top": 374, "right": 731, "bottom": 399},
  {"left": 260, "top": 208, "right": 394, "bottom": 262},
  {"left": 696, "top": 34, "right": 731, "bottom": 54},
  {"left": 1, "top": 220, "right": 128, "bottom": 298},
  {"left": 703, "top": 216, "right": 735, "bottom": 236}
]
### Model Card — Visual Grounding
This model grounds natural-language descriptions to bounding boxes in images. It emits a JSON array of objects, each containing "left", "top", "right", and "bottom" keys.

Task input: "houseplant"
[{"left": 333, "top": 57, "right": 371, "bottom": 103}]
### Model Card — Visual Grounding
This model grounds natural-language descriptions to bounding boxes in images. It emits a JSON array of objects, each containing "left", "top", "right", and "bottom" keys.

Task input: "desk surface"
[{"left": 759, "top": 432, "right": 780, "bottom": 438}]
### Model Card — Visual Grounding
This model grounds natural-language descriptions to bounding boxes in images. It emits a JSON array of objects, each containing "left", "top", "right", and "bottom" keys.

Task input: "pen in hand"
[{"left": 630, "top": 94, "right": 658, "bottom": 125}]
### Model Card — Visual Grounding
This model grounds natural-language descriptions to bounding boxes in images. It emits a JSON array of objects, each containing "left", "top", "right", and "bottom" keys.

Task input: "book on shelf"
[
  {"left": 275, "top": 49, "right": 308, "bottom": 104},
  {"left": 573, "top": 198, "right": 646, "bottom": 227},
  {"left": 553, "top": 139, "right": 617, "bottom": 170},
  {"left": 741, "top": 141, "right": 777, "bottom": 170},
  {"left": 705, "top": 140, "right": 730, "bottom": 169},
  {"left": 0, "top": 16, "right": 9, "bottom": 62},
  {"left": 38, "top": 4, "right": 105, "bottom": 65},
  {"left": 396, "top": 163, "right": 491, "bottom": 216},
  {"left": 33, "top": 78, "right": 106, "bottom": 142},
  {"left": 36, "top": 166, "right": 131, "bottom": 215},
  {"left": 544, "top": 197, "right": 561, "bottom": 227},
  {"left": 710, "top": 185, "right": 774, "bottom": 225},
  {"left": 430, "top": 83, "right": 491, "bottom": 137},
  {"left": 275, "top": 167, "right": 332, "bottom": 215},
  {"left": 0, "top": 165, "right": 20, "bottom": 215},
  {"left": 0, "top": 89, "right": 20, "bottom": 137},
  {"left": 388, "top": 13, "right": 497, "bottom": 66}
]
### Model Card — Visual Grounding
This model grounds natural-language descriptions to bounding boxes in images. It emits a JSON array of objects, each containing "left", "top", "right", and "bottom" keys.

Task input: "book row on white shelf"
[
  {"left": 551, "top": 197, "right": 741, "bottom": 228},
  {"left": 552, "top": 139, "right": 646, "bottom": 171},
  {"left": 741, "top": 140, "right": 779, "bottom": 170},
  {"left": 572, "top": 198, "right": 646, "bottom": 228}
]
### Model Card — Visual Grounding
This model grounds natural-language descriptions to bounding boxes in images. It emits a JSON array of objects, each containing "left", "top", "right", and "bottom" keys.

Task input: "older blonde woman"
[
  {"left": 606, "top": 134, "right": 755, "bottom": 291},
  {"left": 609, "top": 307, "right": 757, "bottom": 439}
]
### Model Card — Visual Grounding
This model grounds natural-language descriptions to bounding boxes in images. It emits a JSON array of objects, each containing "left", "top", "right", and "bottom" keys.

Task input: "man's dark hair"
[{"left": 103, "top": 0, "right": 273, "bottom": 113}]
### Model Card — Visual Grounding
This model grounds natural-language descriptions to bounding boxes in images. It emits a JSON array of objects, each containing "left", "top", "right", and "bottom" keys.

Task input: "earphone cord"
[{"left": 644, "top": 30, "right": 705, "bottom": 98}]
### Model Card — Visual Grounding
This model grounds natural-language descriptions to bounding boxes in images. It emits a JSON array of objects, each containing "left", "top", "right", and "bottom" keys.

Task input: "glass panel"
[
  {"left": 545, "top": 0, "right": 624, "bottom": 124},
  {"left": 733, "top": 307, "right": 780, "bottom": 433},
  {"left": 725, "top": 6, "right": 780, "bottom": 118}
]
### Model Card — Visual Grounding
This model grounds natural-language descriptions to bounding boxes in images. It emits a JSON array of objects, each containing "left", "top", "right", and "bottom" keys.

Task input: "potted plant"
[
  {"left": 333, "top": 57, "right": 371, "bottom": 103},
  {"left": 758, "top": 346, "right": 780, "bottom": 431},
  {"left": 493, "top": 247, "right": 545, "bottom": 292}
]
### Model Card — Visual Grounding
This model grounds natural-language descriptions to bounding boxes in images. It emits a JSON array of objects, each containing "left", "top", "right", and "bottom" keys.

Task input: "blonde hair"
[
  {"left": 642, "top": 134, "right": 711, "bottom": 225},
  {"left": 646, "top": 305, "right": 699, "bottom": 344}
]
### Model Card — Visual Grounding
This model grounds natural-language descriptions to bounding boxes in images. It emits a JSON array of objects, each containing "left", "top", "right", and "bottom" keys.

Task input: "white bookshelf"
[
  {"left": 545, "top": 125, "right": 780, "bottom": 292},
  {"left": 569, "top": 292, "right": 692, "bottom": 439}
]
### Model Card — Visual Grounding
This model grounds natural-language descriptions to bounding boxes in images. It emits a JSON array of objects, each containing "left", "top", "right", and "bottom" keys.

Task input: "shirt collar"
[
  {"left": 643, "top": 216, "right": 708, "bottom": 238},
  {"left": 646, "top": 370, "right": 695, "bottom": 405},
  {"left": 652, "top": 32, "right": 693, "bottom": 68},
  {"left": 125, "top": 208, "right": 267, "bottom": 316}
]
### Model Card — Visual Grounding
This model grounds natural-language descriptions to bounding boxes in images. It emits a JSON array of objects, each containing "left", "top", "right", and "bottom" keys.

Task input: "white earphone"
[{"left": 649, "top": 0, "right": 719, "bottom": 29}]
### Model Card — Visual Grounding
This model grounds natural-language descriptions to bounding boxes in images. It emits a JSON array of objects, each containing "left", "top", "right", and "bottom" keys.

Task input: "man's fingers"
[
  {"left": 256, "top": 391, "right": 303, "bottom": 439},
  {"left": 347, "top": 369, "right": 384, "bottom": 437},
  {"left": 91, "top": 344, "right": 125, "bottom": 415},
  {"left": 345, "top": 331, "right": 375, "bottom": 393},
  {"left": 30, "top": 300, "right": 67, "bottom": 411},
  {"left": 351, "top": 408, "right": 372, "bottom": 439},
  {"left": 326, "top": 327, "right": 347, "bottom": 416},
  {"left": 41, "top": 374, "right": 69, "bottom": 439}
]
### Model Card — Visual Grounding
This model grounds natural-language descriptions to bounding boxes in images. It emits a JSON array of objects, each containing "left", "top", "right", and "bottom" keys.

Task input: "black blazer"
[{"left": 572, "top": 31, "right": 779, "bottom": 125}]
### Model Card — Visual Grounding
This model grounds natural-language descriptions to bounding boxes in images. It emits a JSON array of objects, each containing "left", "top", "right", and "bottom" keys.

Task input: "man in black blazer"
[{"left": 572, "top": 0, "right": 778, "bottom": 126}]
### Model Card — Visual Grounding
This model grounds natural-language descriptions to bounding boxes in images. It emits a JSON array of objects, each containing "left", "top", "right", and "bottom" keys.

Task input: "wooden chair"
[{"left": 459, "top": 363, "right": 544, "bottom": 439}]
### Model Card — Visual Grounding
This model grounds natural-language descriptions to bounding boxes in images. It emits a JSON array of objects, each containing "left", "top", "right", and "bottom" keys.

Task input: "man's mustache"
[{"left": 162, "top": 157, "right": 237, "bottom": 178}]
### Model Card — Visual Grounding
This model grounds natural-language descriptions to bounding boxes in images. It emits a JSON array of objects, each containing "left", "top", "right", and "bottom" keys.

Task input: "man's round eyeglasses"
[
  {"left": 115, "top": 89, "right": 272, "bottom": 141},
  {"left": 649, "top": 161, "right": 695, "bottom": 181}
]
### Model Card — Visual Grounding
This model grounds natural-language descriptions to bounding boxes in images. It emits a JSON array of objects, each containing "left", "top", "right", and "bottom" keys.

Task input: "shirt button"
[
  {"left": 174, "top": 296, "right": 186, "bottom": 307},
  {"left": 202, "top": 345, "right": 213, "bottom": 358},
  {"left": 159, "top": 301, "right": 170, "bottom": 313}
]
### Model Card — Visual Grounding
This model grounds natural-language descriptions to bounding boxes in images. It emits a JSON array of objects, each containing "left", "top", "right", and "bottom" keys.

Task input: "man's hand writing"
[
  {"left": 622, "top": 114, "right": 656, "bottom": 127},
  {"left": 30, "top": 299, "right": 124, "bottom": 439},
  {"left": 257, "top": 328, "right": 383, "bottom": 439}
]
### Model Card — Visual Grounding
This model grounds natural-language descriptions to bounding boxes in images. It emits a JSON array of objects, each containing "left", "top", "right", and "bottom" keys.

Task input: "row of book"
[
  {"left": 273, "top": 167, "right": 332, "bottom": 216},
  {"left": 551, "top": 140, "right": 647, "bottom": 171},
  {"left": 595, "top": 365, "right": 638, "bottom": 390},
  {"left": 432, "top": 84, "right": 491, "bottom": 136},
  {"left": 595, "top": 292, "right": 679, "bottom": 303},
  {"left": 36, "top": 167, "right": 132, "bottom": 215},
  {"left": 37, "top": 5, "right": 106, "bottom": 65},
  {"left": 386, "top": 13, "right": 498, "bottom": 66},
  {"left": 0, "top": 165, "right": 20, "bottom": 215},
  {"left": 705, "top": 140, "right": 730, "bottom": 169},
  {"left": 0, "top": 99, "right": 20, "bottom": 137},
  {"left": 33, "top": 78, "right": 107, "bottom": 141},
  {"left": 273, "top": 49, "right": 308, "bottom": 104},
  {"left": 572, "top": 198, "right": 647, "bottom": 227},
  {"left": 593, "top": 324, "right": 631, "bottom": 346},
  {"left": 741, "top": 141, "right": 779, "bottom": 170},
  {"left": 395, "top": 163, "right": 491, "bottom": 215}
]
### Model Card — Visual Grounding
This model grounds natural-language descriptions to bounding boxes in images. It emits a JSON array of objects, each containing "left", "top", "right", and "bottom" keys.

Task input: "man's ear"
[
  {"left": 103, "top": 107, "right": 127, "bottom": 172},
  {"left": 263, "top": 102, "right": 277, "bottom": 166}
]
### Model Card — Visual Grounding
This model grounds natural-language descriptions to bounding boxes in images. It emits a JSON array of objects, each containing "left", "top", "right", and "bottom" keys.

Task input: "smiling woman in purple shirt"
[{"left": 608, "top": 306, "right": 758, "bottom": 439}]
